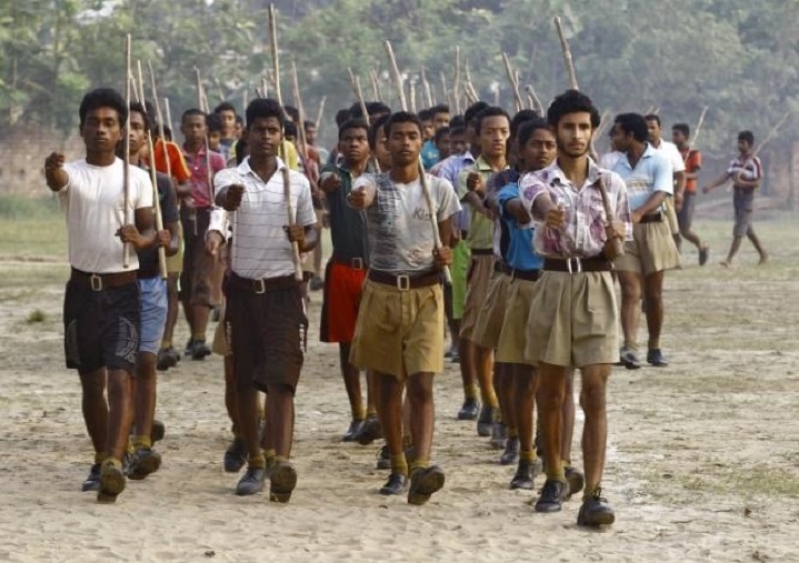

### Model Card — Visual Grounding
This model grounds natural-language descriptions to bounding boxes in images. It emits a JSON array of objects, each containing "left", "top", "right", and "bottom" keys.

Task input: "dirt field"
[{"left": 0, "top": 211, "right": 798, "bottom": 562}]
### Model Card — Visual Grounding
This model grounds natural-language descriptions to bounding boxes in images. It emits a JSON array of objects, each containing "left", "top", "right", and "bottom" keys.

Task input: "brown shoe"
[
  {"left": 269, "top": 461, "right": 298, "bottom": 503},
  {"left": 407, "top": 465, "right": 445, "bottom": 506},
  {"left": 97, "top": 458, "right": 126, "bottom": 503}
]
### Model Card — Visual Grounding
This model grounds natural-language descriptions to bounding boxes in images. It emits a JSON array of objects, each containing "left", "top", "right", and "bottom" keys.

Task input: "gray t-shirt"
[{"left": 352, "top": 173, "right": 461, "bottom": 274}]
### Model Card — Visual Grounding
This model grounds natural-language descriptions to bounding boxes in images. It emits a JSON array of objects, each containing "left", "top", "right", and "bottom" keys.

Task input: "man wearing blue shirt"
[{"left": 610, "top": 113, "right": 680, "bottom": 369}]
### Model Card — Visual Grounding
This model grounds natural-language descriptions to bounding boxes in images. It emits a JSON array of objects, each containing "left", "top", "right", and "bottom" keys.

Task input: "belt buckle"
[
  {"left": 254, "top": 278, "right": 266, "bottom": 294},
  {"left": 351, "top": 257, "right": 364, "bottom": 270},
  {"left": 566, "top": 257, "right": 582, "bottom": 274},
  {"left": 396, "top": 274, "right": 410, "bottom": 291},
  {"left": 89, "top": 274, "right": 103, "bottom": 292}
]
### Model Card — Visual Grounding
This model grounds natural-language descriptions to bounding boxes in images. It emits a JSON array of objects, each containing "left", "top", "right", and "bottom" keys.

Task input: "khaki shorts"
[
  {"left": 472, "top": 272, "right": 512, "bottom": 350},
  {"left": 166, "top": 221, "right": 184, "bottom": 274},
  {"left": 212, "top": 304, "right": 231, "bottom": 356},
  {"left": 525, "top": 271, "right": 619, "bottom": 368},
  {"left": 613, "top": 219, "right": 681, "bottom": 276},
  {"left": 664, "top": 197, "right": 679, "bottom": 235},
  {"left": 350, "top": 279, "right": 444, "bottom": 379},
  {"left": 459, "top": 253, "right": 496, "bottom": 342},
  {"left": 496, "top": 278, "right": 538, "bottom": 365}
]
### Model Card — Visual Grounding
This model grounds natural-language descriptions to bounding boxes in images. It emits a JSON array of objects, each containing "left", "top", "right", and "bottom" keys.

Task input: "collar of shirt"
[
  {"left": 616, "top": 144, "right": 657, "bottom": 172},
  {"left": 182, "top": 144, "right": 209, "bottom": 159},
  {"left": 237, "top": 156, "right": 288, "bottom": 182},
  {"left": 540, "top": 158, "right": 604, "bottom": 191}
]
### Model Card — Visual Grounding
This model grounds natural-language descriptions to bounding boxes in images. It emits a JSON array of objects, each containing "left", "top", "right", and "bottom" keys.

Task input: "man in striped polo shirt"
[
  {"left": 207, "top": 98, "right": 318, "bottom": 503},
  {"left": 702, "top": 130, "right": 769, "bottom": 267}
]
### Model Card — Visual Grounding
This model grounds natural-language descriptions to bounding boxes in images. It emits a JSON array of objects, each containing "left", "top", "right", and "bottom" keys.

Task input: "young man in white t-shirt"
[
  {"left": 348, "top": 111, "right": 461, "bottom": 505},
  {"left": 207, "top": 98, "right": 318, "bottom": 503},
  {"left": 44, "top": 88, "right": 157, "bottom": 503}
]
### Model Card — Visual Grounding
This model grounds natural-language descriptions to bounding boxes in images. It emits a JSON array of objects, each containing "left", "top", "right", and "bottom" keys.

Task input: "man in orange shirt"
[
  {"left": 152, "top": 128, "right": 193, "bottom": 368},
  {"left": 671, "top": 123, "right": 709, "bottom": 265}
]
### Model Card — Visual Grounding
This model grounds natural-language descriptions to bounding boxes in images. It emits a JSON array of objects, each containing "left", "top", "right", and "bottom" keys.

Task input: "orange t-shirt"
[
  {"left": 680, "top": 148, "right": 702, "bottom": 193},
  {"left": 153, "top": 139, "right": 192, "bottom": 183}
]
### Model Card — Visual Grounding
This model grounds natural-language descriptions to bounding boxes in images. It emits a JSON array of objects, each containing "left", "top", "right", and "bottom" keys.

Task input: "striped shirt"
[
  {"left": 209, "top": 157, "right": 316, "bottom": 280},
  {"left": 728, "top": 154, "right": 762, "bottom": 186}
]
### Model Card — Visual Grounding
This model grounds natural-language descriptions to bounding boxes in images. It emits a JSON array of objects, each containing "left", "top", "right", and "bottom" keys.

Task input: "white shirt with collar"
[
  {"left": 209, "top": 157, "right": 316, "bottom": 280},
  {"left": 651, "top": 139, "right": 686, "bottom": 174}
]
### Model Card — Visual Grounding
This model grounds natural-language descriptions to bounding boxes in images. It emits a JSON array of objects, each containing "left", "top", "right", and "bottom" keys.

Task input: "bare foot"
[
  {"left": 719, "top": 260, "right": 731, "bottom": 268},
  {"left": 758, "top": 253, "right": 769, "bottom": 266}
]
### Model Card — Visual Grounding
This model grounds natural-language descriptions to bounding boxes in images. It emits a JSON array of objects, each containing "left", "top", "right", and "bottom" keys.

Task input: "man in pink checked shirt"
[{"left": 517, "top": 90, "right": 631, "bottom": 528}]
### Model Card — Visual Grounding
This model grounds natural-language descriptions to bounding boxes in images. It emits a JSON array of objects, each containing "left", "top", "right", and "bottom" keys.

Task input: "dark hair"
[
  {"left": 335, "top": 109, "right": 351, "bottom": 127},
  {"left": 235, "top": 138, "right": 249, "bottom": 165},
  {"left": 245, "top": 98, "right": 285, "bottom": 129},
  {"left": 449, "top": 115, "right": 466, "bottom": 135},
  {"left": 430, "top": 104, "right": 450, "bottom": 117},
  {"left": 738, "top": 130, "right": 755, "bottom": 145},
  {"left": 284, "top": 121, "right": 298, "bottom": 138},
  {"left": 235, "top": 115, "right": 244, "bottom": 125},
  {"left": 206, "top": 113, "right": 223, "bottom": 133},
  {"left": 214, "top": 101, "right": 237, "bottom": 115},
  {"left": 418, "top": 109, "right": 433, "bottom": 122},
  {"left": 546, "top": 89, "right": 601, "bottom": 129},
  {"left": 128, "top": 101, "right": 150, "bottom": 132},
  {"left": 367, "top": 101, "right": 391, "bottom": 118},
  {"left": 464, "top": 101, "right": 490, "bottom": 124},
  {"left": 510, "top": 109, "right": 540, "bottom": 139},
  {"left": 182, "top": 108, "right": 206, "bottom": 123},
  {"left": 162, "top": 125, "right": 172, "bottom": 140},
  {"left": 79, "top": 88, "right": 127, "bottom": 128},
  {"left": 368, "top": 114, "right": 390, "bottom": 150},
  {"left": 434, "top": 126, "right": 450, "bottom": 143},
  {"left": 517, "top": 118, "right": 552, "bottom": 148},
  {"left": 338, "top": 118, "right": 369, "bottom": 140},
  {"left": 304, "top": 120, "right": 316, "bottom": 130},
  {"left": 644, "top": 113, "right": 661, "bottom": 126},
  {"left": 474, "top": 106, "right": 510, "bottom": 135},
  {"left": 672, "top": 123, "right": 690, "bottom": 137},
  {"left": 614, "top": 113, "right": 649, "bottom": 143},
  {"left": 385, "top": 111, "right": 421, "bottom": 138},
  {"left": 283, "top": 105, "right": 300, "bottom": 123}
]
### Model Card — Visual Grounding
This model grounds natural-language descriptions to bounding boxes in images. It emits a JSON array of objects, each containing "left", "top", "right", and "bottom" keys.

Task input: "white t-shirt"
[
  {"left": 651, "top": 139, "right": 686, "bottom": 173},
  {"left": 352, "top": 173, "right": 461, "bottom": 273},
  {"left": 209, "top": 157, "right": 316, "bottom": 280},
  {"left": 59, "top": 158, "right": 153, "bottom": 273}
]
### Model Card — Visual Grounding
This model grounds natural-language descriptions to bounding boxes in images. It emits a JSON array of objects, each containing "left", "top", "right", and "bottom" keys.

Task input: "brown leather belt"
[
  {"left": 542, "top": 256, "right": 613, "bottom": 273},
  {"left": 331, "top": 256, "right": 367, "bottom": 270},
  {"left": 368, "top": 270, "right": 441, "bottom": 291},
  {"left": 228, "top": 272, "right": 298, "bottom": 293},
  {"left": 494, "top": 260, "right": 540, "bottom": 281},
  {"left": 70, "top": 268, "right": 138, "bottom": 291},
  {"left": 471, "top": 248, "right": 494, "bottom": 256},
  {"left": 639, "top": 213, "right": 663, "bottom": 224}
]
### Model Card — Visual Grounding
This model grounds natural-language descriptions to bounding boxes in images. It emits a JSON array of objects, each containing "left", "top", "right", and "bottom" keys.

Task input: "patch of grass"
[
  {"left": 26, "top": 309, "right": 46, "bottom": 323},
  {"left": 0, "top": 195, "right": 62, "bottom": 220}
]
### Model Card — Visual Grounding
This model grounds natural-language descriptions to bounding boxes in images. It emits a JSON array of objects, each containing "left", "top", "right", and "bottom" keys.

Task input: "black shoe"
[
  {"left": 408, "top": 465, "right": 445, "bottom": 506},
  {"left": 457, "top": 398, "right": 480, "bottom": 420},
  {"left": 647, "top": 348, "right": 669, "bottom": 367},
  {"left": 355, "top": 415, "right": 383, "bottom": 445},
  {"left": 269, "top": 461, "right": 298, "bottom": 503},
  {"left": 490, "top": 422, "right": 508, "bottom": 450},
  {"left": 310, "top": 276, "right": 324, "bottom": 292},
  {"left": 151, "top": 420, "right": 166, "bottom": 445},
  {"left": 376, "top": 445, "right": 391, "bottom": 470},
  {"left": 156, "top": 348, "right": 177, "bottom": 371},
  {"left": 577, "top": 488, "right": 615, "bottom": 527},
  {"left": 190, "top": 340, "right": 211, "bottom": 360},
  {"left": 168, "top": 347, "right": 181, "bottom": 365},
  {"left": 477, "top": 406, "right": 496, "bottom": 437},
  {"left": 619, "top": 346, "right": 642, "bottom": 370},
  {"left": 235, "top": 465, "right": 266, "bottom": 496},
  {"left": 500, "top": 436, "right": 520, "bottom": 465},
  {"left": 534, "top": 479, "right": 569, "bottom": 513},
  {"left": 183, "top": 339, "right": 194, "bottom": 356},
  {"left": 224, "top": 437, "right": 248, "bottom": 473},
  {"left": 81, "top": 464, "right": 101, "bottom": 492},
  {"left": 127, "top": 447, "right": 162, "bottom": 481},
  {"left": 509, "top": 459, "right": 537, "bottom": 490},
  {"left": 565, "top": 466, "right": 585, "bottom": 498},
  {"left": 699, "top": 246, "right": 710, "bottom": 266},
  {"left": 379, "top": 472, "right": 408, "bottom": 495},
  {"left": 342, "top": 419, "right": 364, "bottom": 442}
]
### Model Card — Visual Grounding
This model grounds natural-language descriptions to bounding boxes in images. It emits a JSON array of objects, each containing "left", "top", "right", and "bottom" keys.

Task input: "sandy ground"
[{"left": 1, "top": 217, "right": 798, "bottom": 563}]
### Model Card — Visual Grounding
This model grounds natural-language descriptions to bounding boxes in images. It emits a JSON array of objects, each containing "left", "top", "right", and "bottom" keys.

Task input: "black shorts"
[
  {"left": 226, "top": 276, "right": 308, "bottom": 394},
  {"left": 179, "top": 207, "right": 214, "bottom": 307},
  {"left": 63, "top": 280, "right": 140, "bottom": 375}
]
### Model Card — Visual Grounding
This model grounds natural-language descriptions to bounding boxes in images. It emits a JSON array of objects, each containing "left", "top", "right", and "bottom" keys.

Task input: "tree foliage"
[{"left": 1, "top": 0, "right": 796, "bottom": 157}]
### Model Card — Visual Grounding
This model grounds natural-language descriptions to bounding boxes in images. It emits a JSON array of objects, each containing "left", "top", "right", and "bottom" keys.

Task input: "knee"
[
  {"left": 619, "top": 278, "right": 641, "bottom": 301},
  {"left": 644, "top": 283, "right": 662, "bottom": 303},
  {"left": 579, "top": 381, "right": 606, "bottom": 414},
  {"left": 80, "top": 372, "right": 105, "bottom": 398},
  {"left": 406, "top": 376, "right": 433, "bottom": 403},
  {"left": 536, "top": 381, "right": 565, "bottom": 412}
]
